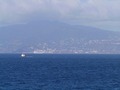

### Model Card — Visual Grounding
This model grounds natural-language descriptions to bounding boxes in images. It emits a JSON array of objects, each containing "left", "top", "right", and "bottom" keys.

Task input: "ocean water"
[{"left": 0, "top": 54, "right": 120, "bottom": 90}]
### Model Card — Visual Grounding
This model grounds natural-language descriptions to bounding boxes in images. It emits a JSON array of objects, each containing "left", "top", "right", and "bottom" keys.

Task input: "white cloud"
[{"left": 0, "top": 0, "right": 120, "bottom": 28}]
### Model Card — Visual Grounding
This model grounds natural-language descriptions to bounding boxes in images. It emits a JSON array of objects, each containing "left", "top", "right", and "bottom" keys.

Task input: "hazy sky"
[{"left": 0, "top": 0, "right": 120, "bottom": 31}]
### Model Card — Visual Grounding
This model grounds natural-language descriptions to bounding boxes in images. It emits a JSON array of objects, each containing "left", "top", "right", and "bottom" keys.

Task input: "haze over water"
[{"left": 0, "top": 0, "right": 120, "bottom": 90}]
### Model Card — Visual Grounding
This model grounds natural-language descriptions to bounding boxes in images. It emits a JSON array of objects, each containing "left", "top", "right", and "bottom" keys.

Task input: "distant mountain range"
[
  {"left": 0, "top": 21, "right": 120, "bottom": 53},
  {"left": 0, "top": 20, "right": 120, "bottom": 42}
]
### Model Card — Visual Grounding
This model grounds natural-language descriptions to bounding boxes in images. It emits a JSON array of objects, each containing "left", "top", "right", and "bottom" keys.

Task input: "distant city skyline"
[{"left": 0, "top": 0, "right": 120, "bottom": 31}]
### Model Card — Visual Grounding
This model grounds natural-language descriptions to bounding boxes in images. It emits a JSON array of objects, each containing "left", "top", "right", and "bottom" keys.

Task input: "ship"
[{"left": 21, "top": 54, "right": 26, "bottom": 57}]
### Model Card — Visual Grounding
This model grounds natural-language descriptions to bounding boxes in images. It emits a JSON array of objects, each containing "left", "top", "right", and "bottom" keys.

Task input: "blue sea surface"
[{"left": 0, "top": 54, "right": 120, "bottom": 90}]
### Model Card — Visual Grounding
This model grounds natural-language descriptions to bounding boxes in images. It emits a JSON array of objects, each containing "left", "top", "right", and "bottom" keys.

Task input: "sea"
[{"left": 0, "top": 54, "right": 120, "bottom": 90}]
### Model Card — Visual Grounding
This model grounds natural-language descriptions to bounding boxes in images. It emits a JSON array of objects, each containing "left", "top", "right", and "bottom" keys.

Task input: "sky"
[{"left": 0, "top": 0, "right": 120, "bottom": 31}]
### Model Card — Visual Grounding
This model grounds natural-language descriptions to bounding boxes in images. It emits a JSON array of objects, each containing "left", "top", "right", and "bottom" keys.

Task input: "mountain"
[
  {"left": 0, "top": 21, "right": 120, "bottom": 53},
  {"left": 0, "top": 21, "right": 119, "bottom": 42}
]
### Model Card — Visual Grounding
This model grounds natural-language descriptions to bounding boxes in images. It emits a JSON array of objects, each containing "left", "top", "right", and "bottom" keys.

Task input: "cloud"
[{"left": 0, "top": 0, "right": 120, "bottom": 24}]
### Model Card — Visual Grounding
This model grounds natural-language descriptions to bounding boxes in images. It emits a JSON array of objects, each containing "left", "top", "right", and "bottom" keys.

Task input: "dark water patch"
[{"left": 0, "top": 54, "right": 120, "bottom": 90}]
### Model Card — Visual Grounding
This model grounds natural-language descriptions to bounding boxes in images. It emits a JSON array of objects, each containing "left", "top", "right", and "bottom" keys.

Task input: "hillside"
[{"left": 0, "top": 21, "right": 120, "bottom": 53}]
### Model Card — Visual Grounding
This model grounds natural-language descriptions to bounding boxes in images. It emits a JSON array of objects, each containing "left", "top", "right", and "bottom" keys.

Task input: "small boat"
[{"left": 21, "top": 54, "right": 26, "bottom": 57}]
